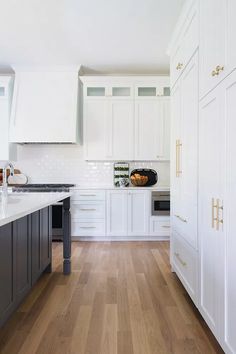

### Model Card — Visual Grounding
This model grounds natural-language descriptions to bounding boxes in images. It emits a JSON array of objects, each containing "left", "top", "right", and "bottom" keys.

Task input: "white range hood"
[{"left": 9, "top": 66, "right": 81, "bottom": 144}]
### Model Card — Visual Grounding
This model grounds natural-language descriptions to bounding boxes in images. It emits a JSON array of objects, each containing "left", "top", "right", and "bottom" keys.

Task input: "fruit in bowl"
[{"left": 130, "top": 174, "right": 148, "bottom": 186}]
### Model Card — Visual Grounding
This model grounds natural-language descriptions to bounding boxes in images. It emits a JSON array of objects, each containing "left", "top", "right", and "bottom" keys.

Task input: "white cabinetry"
[
  {"left": 81, "top": 76, "right": 170, "bottom": 161},
  {"left": 0, "top": 76, "right": 16, "bottom": 162},
  {"left": 200, "top": 0, "right": 236, "bottom": 98},
  {"left": 135, "top": 99, "right": 170, "bottom": 161},
  {"left": 168, "top": 0, "right": 199, "bottom": 88},
  {"left": 199, "top": 87, "right": 225, "bottom": 340},
  {"left": 10, "top": 69, "right": 79, "bottom": 143},
  {"left": 171, "top": 52, "right": 198, "bottom": 250},
  {"left": 199, "top": 70, "right": 236, "bottom": 353},
  {"left": 106, "top": 190, "right": 128, "bottom": 236},
  {"left": 127, "top": 190, "right": 149, "bottom": 236}
]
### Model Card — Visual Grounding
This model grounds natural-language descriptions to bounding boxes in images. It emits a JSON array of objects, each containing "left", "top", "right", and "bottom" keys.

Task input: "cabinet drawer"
[
  {"left": 71, "top": 220, "right": 105, "bottom": 236},
  {"left": 71, "top": 190, "right": 106, "bottom": 201},
  {"left": 150, "top": 217, "right": 170, "bottom": 236},
  {"left": 71, "top": 201, "right": 105, "bottom": 219},
  {"left": 172, "top": 231, "right": 198, "bottom": 304}
]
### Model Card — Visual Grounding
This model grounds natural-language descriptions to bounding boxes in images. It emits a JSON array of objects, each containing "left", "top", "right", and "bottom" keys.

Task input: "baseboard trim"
[{"left": 71, "top": 236, "right": 170, "bottom": 242}]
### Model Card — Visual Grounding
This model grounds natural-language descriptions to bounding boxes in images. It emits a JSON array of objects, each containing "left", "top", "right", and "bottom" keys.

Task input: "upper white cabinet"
[
  {"left": 81, "top": 76, "right": 170, "bottom": 161},
  {"left": 135, "top": 98, "right": 170, "bottom": 161},
  {"left": 168, "top": 0, "right": 199, "bottom": 88},
  {"left": 199, "top": 0, "right": 236, "bottom": 98},
  {"left": 10, "top": 68, "right": 80, "bottom": 143},
  {"left": 0, "top": 76, "right": 16, "bottom": 162}
]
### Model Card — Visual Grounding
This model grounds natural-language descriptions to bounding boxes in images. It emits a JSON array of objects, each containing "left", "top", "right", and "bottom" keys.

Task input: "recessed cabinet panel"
[
  {"left": 128, "top": 191, "right": 149, "bottom": 236},
  {"left": 106, "top": 191, "right": 128, "bottom": 236},
  {"left": 199, "top": 88, "right": 225, "bottom": 339}
]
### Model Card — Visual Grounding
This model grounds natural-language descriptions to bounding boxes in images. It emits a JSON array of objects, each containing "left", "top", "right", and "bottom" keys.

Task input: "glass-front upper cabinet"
[
  {"left": 136, "top": 85, "right": 170, "bottom": 98},
  {"left": 85, "top": 84, "right": 133, "bottom": 99}
]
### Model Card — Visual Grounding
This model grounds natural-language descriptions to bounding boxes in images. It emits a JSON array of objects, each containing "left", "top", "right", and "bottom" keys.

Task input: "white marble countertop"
[{"left": 0, "top": 192, "right": 72, "bottom": 227}]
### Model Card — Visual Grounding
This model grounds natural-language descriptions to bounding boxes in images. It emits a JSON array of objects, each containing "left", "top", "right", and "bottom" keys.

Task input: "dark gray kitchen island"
[{"left": 0, "top": 192, "right": 72, "bottom": 327}]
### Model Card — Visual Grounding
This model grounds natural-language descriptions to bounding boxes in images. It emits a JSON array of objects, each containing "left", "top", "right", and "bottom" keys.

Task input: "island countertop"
[{"left": 0, "top": 192, "right": 72, "bottom": 227}]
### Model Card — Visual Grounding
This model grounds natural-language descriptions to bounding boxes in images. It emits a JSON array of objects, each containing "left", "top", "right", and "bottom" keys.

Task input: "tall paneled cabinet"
[{"left": 169, "top": 0, "right": 236, "bottom": 353}]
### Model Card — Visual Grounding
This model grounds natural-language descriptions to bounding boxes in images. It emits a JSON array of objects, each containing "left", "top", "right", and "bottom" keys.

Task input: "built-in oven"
[
  {"left": 52, "top": 201, "right": 63, "bottom": 241},
  {"left": 152, "top": 191, "right": 170, "bottom": 216}
]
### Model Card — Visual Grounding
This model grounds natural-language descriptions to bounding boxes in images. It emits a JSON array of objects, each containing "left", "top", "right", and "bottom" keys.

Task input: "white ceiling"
[{"left": 0, "top": 0, "right": 185, "bottom": 74}]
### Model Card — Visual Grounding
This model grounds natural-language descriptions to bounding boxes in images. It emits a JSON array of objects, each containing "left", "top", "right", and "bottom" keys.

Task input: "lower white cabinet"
[
  {"left": 127, "top": 190, "right": 149, "bottom": 236},
  {"left": 71, "top": 189, "right": 170, "bottom": 239},
  {"left": 106, "top": 190, "right": 128, "bottom": 237},
  {"left": 150, "top": 216, "right": 170, "bottom": 238}
]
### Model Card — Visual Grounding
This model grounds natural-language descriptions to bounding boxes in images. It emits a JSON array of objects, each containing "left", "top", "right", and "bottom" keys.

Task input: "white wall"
[{"left": 15, "top": 144, "right": 170, "bottom": 187}]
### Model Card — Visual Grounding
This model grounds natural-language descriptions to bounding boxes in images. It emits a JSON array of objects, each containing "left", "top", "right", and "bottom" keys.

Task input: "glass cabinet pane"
[
  {"left": 163, "top": 87, "right": 170, "bottom": 96},
  {"left": 0, "top": 87, "right": 5, "bottom": 96},
  {"left": 87, "top": 87, "right": 105, "bottom": 96},
  {"left": 138, "top": 87, "right": 156, "bottom": 96},
  {"left": 112, "top": 87, "right": 131, "bottom": 96}
]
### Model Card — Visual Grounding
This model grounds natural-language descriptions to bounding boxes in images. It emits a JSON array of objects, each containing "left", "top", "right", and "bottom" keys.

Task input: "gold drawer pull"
[
  {"left": 79, "top": 194, "right": 97, "bottom": 197},
  {"left": 176, "top": 139, "right": 182, "bottom": 177},
  {"left": 174, "top": 252, "right": 187, "bottom": 267},
  {"left": 162, "top": 225, "right": 170, "bottom": 229}
]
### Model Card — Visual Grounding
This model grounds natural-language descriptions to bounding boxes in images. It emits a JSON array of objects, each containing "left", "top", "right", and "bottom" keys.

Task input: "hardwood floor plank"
[{"left": 0, "top": 241, "right": 224, "bottom": 354}]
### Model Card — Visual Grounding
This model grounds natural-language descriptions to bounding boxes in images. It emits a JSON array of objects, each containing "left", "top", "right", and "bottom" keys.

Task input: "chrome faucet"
[{"left": 2, "top": 162, "right": 14, "bottom": 196}]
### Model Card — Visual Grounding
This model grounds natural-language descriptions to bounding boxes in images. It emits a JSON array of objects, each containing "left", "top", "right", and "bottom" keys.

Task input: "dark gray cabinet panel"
[
  {"left": 40, "top": 207, "right": 51, "bottom": 271},
  {"left": 0, "top": 223, "right": 14, "bottom": 324},
  {"left": 14, "top": 216, "right": 31, "bottom": 303},
  {"left": 31, "top": 211, "right": 41, "bottom": 285}
]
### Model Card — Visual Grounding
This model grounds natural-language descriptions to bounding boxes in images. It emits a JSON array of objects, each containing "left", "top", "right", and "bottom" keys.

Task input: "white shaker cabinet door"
[
  {"left": 106, "top": 191, "right": 128, "bottom": 237},
  {"left": 199, "top": 0, "right": 225, "bottom": 98},
  {"left": 84, "top": 100, "right": 108, "bottom": 160},
  {"left": 179, "top": 53, "right": 198, "bottom": 249},
  {"left": 107, "top": 100, "right": 134, "bottom": 160},
  {"left": 198, "top": 88, "right": 225, "bottom": 340},
  {"left": 134, "top": 99, "right": 170, "bottom": 161},
  {"left": 127, "top": 191, "right": 149, "bottom": 236},
  {"left": 223, "top": 70, "right": 236, "bottom": 354}
]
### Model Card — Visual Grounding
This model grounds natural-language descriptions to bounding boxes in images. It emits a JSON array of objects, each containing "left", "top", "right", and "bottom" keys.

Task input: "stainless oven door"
[{"left": 152, "top": 192, "right": 170, "bottom": 216}]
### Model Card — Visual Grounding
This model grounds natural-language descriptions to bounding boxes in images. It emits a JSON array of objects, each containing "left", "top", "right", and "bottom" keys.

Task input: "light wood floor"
[{"left": 0, "top": 241, "right": 224, "bottom": 354}]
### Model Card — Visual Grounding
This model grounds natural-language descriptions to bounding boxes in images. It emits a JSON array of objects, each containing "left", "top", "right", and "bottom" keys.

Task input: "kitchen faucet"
[{"left": 1, "top": 162, "right": 14, "bottom": 196}]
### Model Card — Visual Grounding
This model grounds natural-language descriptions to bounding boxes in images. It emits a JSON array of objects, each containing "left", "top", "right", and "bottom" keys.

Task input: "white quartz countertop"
[
  {"left": 0, "top": 192, "right": 72, "bottom": 227},
  {"left": 71, "top": 185, "right": 170, "bottom": 191}
]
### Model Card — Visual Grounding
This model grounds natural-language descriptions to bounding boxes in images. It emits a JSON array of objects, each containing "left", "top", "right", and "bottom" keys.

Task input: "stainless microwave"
[{"left": 152, "top": 191, "right": 170, "bottom": 216}]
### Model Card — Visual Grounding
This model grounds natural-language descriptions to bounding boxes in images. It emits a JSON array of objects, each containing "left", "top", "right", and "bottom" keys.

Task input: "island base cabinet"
[
  {"left": 14, "top": 216, "right": 31, "bottom": 304},
  {"left": 0, "top": 223, "right": 14, "bottom": 327},
  {"left": 0, "top": 207, "right": 52, "bottom": 328}
]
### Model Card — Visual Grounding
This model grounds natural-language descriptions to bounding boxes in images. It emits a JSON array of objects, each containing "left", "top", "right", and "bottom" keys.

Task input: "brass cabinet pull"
[
  {"left": 212, "top": 198, "right": 223, "bottom": 230},
  {"left": 174, "top": 252, "right": 187, "bottom": 267},
  {"left": 79, "top": 226, "right": 96, "bottom": 229},
  {"left": 162, "top": 225, "right": 171, "bottom": 229},
  {"left": 212, "top": 65, "right": 224, "bottom": 77},
  {"left": 212, "top": 198, "right": 218, "bottom": 228},
  {"left": 80, "top": 208, "right": 97, "bottom": 211},
  {"left": 216, "top": 65, "right": 224, "bottom": 73}
]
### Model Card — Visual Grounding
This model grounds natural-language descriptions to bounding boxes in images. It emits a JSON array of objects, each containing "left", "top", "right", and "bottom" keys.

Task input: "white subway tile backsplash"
[{"left": 15, "top": 145, "right": 170, "bottom": 186}]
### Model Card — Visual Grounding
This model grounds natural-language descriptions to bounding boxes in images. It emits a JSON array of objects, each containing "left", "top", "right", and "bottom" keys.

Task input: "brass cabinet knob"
[{"left": 176, "top": 63, "right": 184, "bottom": 70}]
